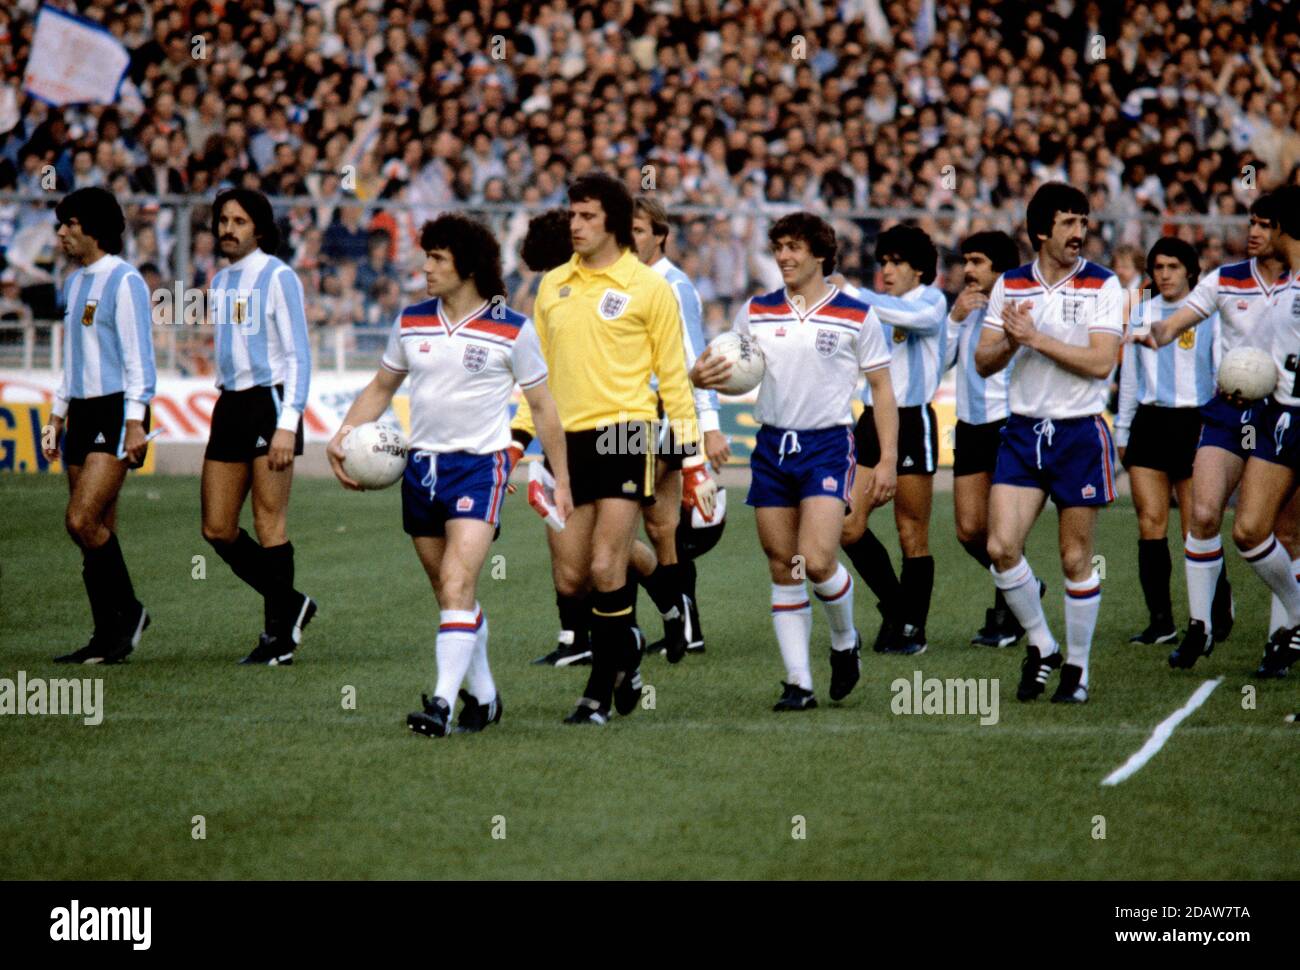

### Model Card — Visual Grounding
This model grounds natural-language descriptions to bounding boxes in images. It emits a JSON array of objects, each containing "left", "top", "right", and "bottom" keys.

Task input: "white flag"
[{"left": 22, "top": 6, "right": 130, "bottom": 107}]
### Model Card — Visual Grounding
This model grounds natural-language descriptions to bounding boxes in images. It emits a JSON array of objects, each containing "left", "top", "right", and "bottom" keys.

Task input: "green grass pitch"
[{"left": 1, "top": 473, "right": 1296, "bottom": 880}]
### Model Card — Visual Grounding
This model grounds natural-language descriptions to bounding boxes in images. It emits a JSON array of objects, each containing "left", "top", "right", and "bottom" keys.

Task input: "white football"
[
  {"left": 341, "top": 422, "right": 409, "bottom": 489},
  {"left": 707, "top": 330, "right": 765, "bottom": 395},
  {"left": 1217, "top": 346, "right": 1276, "bottom": 401}
]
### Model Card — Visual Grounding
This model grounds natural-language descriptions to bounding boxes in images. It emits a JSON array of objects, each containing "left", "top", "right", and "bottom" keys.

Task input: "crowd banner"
[{"left": 22, "top": 6, "right": 132, "bottom": 107}]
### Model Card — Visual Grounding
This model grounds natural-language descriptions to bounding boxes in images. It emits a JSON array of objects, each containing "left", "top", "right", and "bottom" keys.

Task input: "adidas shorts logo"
[
  {"left": 93, "top": 433, "right": 106, "bottom": 444},
  {"left": 256, "top": 436, "right": 268, "bottom": 447}
]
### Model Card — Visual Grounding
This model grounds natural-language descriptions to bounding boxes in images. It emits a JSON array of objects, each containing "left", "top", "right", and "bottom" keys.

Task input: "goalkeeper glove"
[
  {"left": 681, "top": 454, "right": 718, "bottom": 522},
  {"left": 527, "top": 460, "right": 566, "bottom": 531},
  {"left": 505, "top": 436, "right": 529, "bottom": 494}
]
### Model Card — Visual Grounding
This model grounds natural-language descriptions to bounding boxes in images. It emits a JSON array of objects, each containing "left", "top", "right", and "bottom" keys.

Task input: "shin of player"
[
  {"left": 839, "top": 227, "right": 947, "bottom": 656},
  {"left": 200, "top": 189, "right": 316, "bottom": 665},
  {"left": 1147, "top": 193, "right": 1294, "bottom": 664},
  {"left": 943, "top": 231, "right": 1025, "bottom": 647},
  {"left": 46, "top": 188, "right": 157, "bottom": 664},
  {"left": 694, "top": 212, "right": 898, "bottom": 710},
  {"left": 1116, "top": 239, "right": 1216, "bottom": 647},
  {"left": 976, "top": 183, "right": 1124, "bottom": 704},
  {"left": 328, "top": 215, "right": 571, "bottom": 736},
  {"left": 1230, "top": 186, "right": 1300, "bottom": 679}
]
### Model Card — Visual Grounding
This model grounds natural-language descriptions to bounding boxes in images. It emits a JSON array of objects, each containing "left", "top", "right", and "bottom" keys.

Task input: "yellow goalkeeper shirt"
[{"left": 513, "top": 249, "right": 700, "bottom": 444}]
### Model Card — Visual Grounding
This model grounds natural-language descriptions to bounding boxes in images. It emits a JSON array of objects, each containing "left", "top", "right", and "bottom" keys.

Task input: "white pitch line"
[{"left": 1101, "top": 678, "right": 1223, "bottom": 786}]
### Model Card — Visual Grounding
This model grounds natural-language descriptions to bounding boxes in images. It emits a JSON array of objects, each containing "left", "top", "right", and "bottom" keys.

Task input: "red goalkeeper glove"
[
  {"left": 681, "top": 454, "right": 718, "bottom": 522},
  {"left": 505, "top": 438, "right": 526, "bottom": 494}
]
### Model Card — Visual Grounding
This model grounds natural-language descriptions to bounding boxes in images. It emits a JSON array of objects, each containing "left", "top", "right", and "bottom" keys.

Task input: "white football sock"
[
  {"left": 991, "top": 557, "right": 1056, "bottom": 655},
  {"left": 1184, "top": 534, "right": 1222, "bottom": 633},
  {"left": 1268, "top": 559, "right": 1300, "bottom": 635},
  {"left": 771, "top": 582, "right": 812, "bottom": 689},
  {"left": 1241, "top": 536, "right": 1300, "bottom": 627},
  {"left": 1064, "top": 571, "right": 1101, "bottom": 687},
  {"left": 813, "top": 563, "right": 857, "bottom": 651},
  {"left": 434, "top": 609, "right": 480, "bottom": 706},
  {"left": 465, "top": 604, "right": 496, "bottom": 704}
]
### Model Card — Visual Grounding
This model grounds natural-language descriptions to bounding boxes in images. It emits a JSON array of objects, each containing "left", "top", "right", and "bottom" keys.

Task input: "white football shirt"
[{"left": 1183, "top": 258, "right": 1290, "bottom": 355}]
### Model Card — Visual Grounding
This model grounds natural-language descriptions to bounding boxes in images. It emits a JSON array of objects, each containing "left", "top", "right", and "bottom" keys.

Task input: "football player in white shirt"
[
  {"left": 44, "top": 188, "right": 156, "bottom": 664},
  {"left": 692, "top": 212, "right": 898, "bottom": 711},
  {"left": 1227, "top": 186, "right": 1300, "bottom": 679},
  {"left": 1115, "top": 239, "right": 1219, "bottom": 647},
  {"left": 976, "top": 183, "right": 1124, "bottom": 705},
  {"left": 328, "top": 214, "right": 571, "bottom": 737},
  {"left": 1140, "top": 193, "right": 1293, "bottom": 666},
  {"left": 942, "top": 230, "right": 1028, "bottom": 648}
]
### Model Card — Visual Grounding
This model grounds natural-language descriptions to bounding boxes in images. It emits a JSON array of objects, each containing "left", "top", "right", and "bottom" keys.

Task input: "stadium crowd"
[{"left": 0, "top": 0, "right": 1298, "bottom": 357}]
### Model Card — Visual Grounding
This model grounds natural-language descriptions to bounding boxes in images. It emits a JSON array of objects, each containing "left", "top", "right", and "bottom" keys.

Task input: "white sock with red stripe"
[
  {"left": 813, "top": 563, "right": 856, "bottom": 651},
  {"left": 465, "top": 603, "right": 496, "bottom": 705},
  {"left": 771, "top": 583, "right": 813, "bottom": 689},
  {"left": 1064, "top": 571, "right": 1101, "bottom": 687},
  {"left": 1184, "top": 534, "right": 1223, "bottom": 634},
  {"left": 434, "top": 608, "right": 481, "bottom": 707},
  {"left": 1268, "top": 560, "right": 1300, "bottom": 635},
  {"left": 1241, "top": 536, "right": 1300, "bottom": 627},
  {"left": 991, "top": 557, "right": 1056, "bottom": 655}
]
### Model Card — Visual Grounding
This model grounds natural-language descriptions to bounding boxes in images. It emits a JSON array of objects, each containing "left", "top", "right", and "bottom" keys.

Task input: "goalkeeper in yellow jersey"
[{"left": 511, "top": 172, "right": 711, "bottom": 725}]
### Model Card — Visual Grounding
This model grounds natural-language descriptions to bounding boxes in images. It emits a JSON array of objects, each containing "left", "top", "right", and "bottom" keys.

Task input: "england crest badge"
[
  {"left": 598, "top": 289, "right": 630, "bottom": 320},
  {"left": 815, "top": 329, "right": 840, "bottom": 357},
  {"left": 462, "top": 344, "right": 489, "bottom": 373}
]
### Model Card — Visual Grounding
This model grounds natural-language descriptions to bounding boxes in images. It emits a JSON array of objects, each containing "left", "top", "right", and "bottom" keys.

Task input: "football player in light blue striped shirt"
[
  {"left": 942, "top": 231, "right": 1024, "bottom": 648},
  {"left": 1116, "top": 238, "right": 1219, "bottom": 646},
  {"left": 839, "top": 225, "right": 947, "bottom": 656},
  {"left": 44, "top": 188, "right": 156, "bottom": 664},
  {"left": 199, "top": 189, "right": 317, "bottom": 666}
]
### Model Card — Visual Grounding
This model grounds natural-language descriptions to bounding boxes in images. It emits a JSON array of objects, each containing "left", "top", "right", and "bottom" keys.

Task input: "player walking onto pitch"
[
  {"left": 693, "top": 212, "right": 898, "bottom": 710},
  {"left": 328, "top": 214, "right": 571, "bottom": 736},
  {"left": 200, "top": 189, "right": 316, "bottom": 665},
  {"left": 941, "top": 231, "right": 1031, "bottom": 648},
  {"left": 627, "top": 195, "right": 726, "bottom": 661},
  {"left": 1226, "top": 186, "right": 1300, "bottom": 679},
  {"left": 838, "top": 225, "right": 948, "bottom": 655},
  {"left": 516, "top": 172, "right": 708, "bottom": 725},
  {"left": 1140, "top": 193, "right": 1294, "bottom": 667},
  {"left": 1115, "top": 238, "right": 1219, "bottom": 646},
  {"left": 44, "top": 187, "right": 156, "bottom": 664},
  {"left": 976, "top": 182, "right": 1124, "bottom": 704}
]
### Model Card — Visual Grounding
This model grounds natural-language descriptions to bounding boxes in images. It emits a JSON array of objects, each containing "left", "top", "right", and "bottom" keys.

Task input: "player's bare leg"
[
  {"left": 1266, "top": 490, "right": 1300, "bottom": 635},
  {"left": 1183, "top": 446, "right": 1244, "bottom": 642},
  {"left": 55, "top": 453, "right": 146, "bottom": 663},
  {"left": 956, "top": 469, "right": 1021, "bottom": 645},
  {"left": 894, "top": 474, "right": 934, "bottom": 650},
  {"left": 841, "top": 461, "right": 901, "bottom": 650},
  {"left": 536, "top": 502, "right": 595, "bottom": 666},
  {"left": 802, "top": 495, "right": 861, "bottom": 701},
  {"left": 759, "top": 505, "right": 817, "bottom": 708},
  {"left": 635, "top": 465, "right": 695, "bottom": 660},
  {"left": 1232, "top": 459, "right": 1300, "bottom": 677},
  {"left": 1129, "top": 466, "right": 1179, "bottom": 644},
  {"left": 1054, "top": 505, "right": 1103, "bottom": 698},
  {"left": 988, "top": 484, "right": 1062, "bottom": 700}
]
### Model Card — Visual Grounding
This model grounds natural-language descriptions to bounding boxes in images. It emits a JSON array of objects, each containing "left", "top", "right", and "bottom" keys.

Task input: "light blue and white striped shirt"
[
  {"left": 846, "top": 283, "right": 948, "bottom": 407},
  {"left": 209, "top": 249, "right": 312, "bottom": 432},
  {"left": 1115, "top": 294, "right": 1220, "bottom": 447},
  {"left": 651, "top": 256, "right": 720, "bottom": 432},
  {"left": 54, "top": 254, "right": 156, "bottom": 421},
  {"left": 943, "top": 304, "right": 1010, "bottom": 425}
]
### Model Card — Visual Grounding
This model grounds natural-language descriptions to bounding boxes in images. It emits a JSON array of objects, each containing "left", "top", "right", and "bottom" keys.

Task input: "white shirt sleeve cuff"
[
  {"left": 125, "top": 400, "right": 147, "bottom": 422},
  {"left": 276, "top": 407, "right": 302, "bottom": 432},
  {"left": 697, "top": 408, "right": 721, "bottom": 433},
  {"left": 52, "top": 397, "right": 69, "bottom": 420}
]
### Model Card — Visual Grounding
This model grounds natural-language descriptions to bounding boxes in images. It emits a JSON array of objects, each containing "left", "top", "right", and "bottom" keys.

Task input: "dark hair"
[
  {"left": 768, "top": 211, "right": 837, "bottom": 275},
  {"left": 568, "top": 171, "right": 634, "bottom": 249},
  {"left": 1250, "top": 191, "right": 1278, "bottom": 226},
  {"left": 521, "top": 208, "right": 573, "bottom": 272},
  {"left": 960, "top": 230, "right": 1020, "bottom": 273},
  {"left": 419, "top": 213, "right": 506, "bottom": 298},
  {"left": 1269, "top": 186, "right": 1300, "bottom": 238},
  {"left": 1025, "top": 181, "right": 1089, "bottom": 249},
  {"left": 1147, "top": 236, "right": 1200, "bottom": 287},
  {"left": 55, "top": 187, "right": 125, "bottom": 255},
  {"left": 876, "top": 224, "right": 938, "bottom": 285},
  {"left": 212, "top": 188, "right": 280, "bottom": 254}
]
